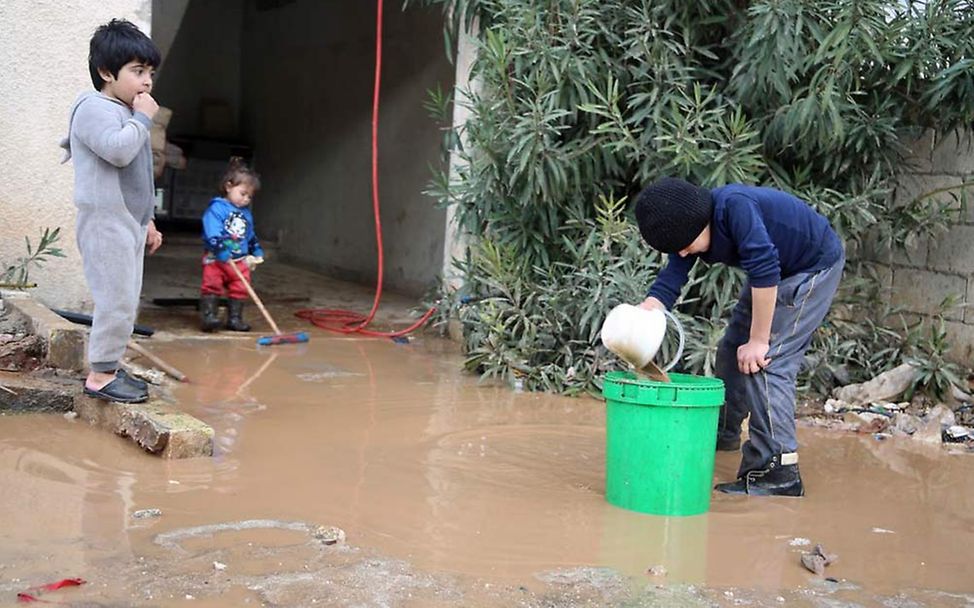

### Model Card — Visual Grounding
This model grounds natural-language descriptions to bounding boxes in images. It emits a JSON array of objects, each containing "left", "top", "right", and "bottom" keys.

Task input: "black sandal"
[
  {"left": 117, "top": 368, "right": 148, "bottom": 390},
  {"left": 83, "top": 377, "right": 148, "bottom": 403}
]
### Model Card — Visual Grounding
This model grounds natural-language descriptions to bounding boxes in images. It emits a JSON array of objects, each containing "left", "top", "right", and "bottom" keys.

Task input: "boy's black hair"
[
  {"left": 634, "top": 177, "right": 713, "bottom": 254},
  {"left": 88, "top": 19, "right": 161, "bottom": 90}
]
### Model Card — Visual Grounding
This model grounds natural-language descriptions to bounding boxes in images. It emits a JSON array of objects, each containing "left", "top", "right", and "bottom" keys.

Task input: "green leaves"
[
  {"left": 1, "top": 227, "right": 66, "bottom": 289},
  {"left": 412, "top": 0, "right": 974, "bottom": 396}
]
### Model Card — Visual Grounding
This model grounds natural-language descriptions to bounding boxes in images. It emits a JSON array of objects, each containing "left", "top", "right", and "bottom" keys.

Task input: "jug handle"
[{"left": 661, "top": 310, "right": 685, "bottom": 372}]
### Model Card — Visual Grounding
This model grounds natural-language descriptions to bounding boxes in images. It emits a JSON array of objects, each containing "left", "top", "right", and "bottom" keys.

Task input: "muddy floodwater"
[{"left": 2, "top": 333, "right": 974, "bottom": 607}]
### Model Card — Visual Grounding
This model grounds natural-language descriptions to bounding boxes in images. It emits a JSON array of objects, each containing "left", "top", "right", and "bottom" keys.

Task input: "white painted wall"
[
  {"left": 442, "top": 23, "right": 479, "bottom": 291},
  {"left": 0, "top": 0, "right": 153, "bottom": 310}
]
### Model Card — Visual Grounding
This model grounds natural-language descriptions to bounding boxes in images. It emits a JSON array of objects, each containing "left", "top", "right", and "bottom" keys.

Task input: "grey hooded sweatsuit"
[{"left": 61, "top": 91, "right": 154, "bottom": 373}]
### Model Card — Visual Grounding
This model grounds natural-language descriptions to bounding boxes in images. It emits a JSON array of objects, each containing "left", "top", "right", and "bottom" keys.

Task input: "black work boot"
[
  {"left": 200, "top": 294, "right": 222, "bottom": 332},
  {"left": 715, "top": 454, "right": 804, "bottom": 497},
  {"left": 226, "top": 299, "right": 251, "bottom": 332}
]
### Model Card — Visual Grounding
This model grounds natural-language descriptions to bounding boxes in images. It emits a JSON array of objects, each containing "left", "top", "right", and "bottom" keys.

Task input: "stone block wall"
[{"left": 875, "top": 130, "right": 974, "bottom": 363}]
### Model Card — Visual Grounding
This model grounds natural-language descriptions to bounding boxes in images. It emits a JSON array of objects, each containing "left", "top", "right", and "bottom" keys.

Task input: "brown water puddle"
[{"left": 2, "top": 332, "right": 974, "bottom": 606}]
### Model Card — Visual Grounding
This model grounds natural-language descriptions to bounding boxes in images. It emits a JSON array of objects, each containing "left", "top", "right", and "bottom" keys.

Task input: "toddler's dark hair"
[
  {"left": 220, "top": 157, "right": 261, "bottom": 195},
  {"left": 88, "top": 19, "right": 161, "bottom": 90}
]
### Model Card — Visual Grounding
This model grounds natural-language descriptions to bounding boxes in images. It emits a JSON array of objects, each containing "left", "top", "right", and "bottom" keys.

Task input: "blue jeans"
[{"left": 715, "top": 255, "right": 845, "bottom": 477}]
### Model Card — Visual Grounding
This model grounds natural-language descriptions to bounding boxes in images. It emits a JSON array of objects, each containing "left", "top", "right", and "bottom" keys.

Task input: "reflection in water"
[{"left": 1, "top": 333, "right": 973, "bottom": 605}]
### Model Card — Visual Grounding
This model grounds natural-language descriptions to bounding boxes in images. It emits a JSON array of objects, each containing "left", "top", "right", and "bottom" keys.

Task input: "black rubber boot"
[
  {"left": 200, "top": 294, "right": 222, "bottom": 333},
  {"left": 714, "top": 454, "right": 805, "bottom": 497},
  {"left": 226, "top": 299, "right": 251, "bottom": 332}
]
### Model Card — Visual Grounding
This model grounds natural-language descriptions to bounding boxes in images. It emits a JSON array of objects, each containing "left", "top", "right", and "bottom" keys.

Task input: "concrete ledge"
[
  {"left": 75, "top": 397, "right": 214, "bottom": 459},
  {"left": 2, "top": 294, "right": 86, "bottom": 371},
  {"left": 0, "top": 371, "right": 75, "bottom": 413}
]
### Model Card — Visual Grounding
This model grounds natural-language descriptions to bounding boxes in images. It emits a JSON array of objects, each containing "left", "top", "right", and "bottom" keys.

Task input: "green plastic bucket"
[{"left": 602, "top": 370, "right": 725, "bottom": 516}]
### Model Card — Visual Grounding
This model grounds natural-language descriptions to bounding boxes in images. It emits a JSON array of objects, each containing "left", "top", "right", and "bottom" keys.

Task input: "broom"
[{"left": 227, "top": 260, "right": 309, "bottom": 346}]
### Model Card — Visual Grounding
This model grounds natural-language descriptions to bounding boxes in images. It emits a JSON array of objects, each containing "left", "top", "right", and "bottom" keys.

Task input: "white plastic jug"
[{"left": 600, "top": 304, "right": 684, "bottom": 371}]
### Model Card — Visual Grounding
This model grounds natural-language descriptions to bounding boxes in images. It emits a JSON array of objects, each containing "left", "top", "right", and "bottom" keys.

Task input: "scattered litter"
[
  {"left": 124, "top": 362, "right": 165, "bottom": 386},
  {"left": 63, "top": 411, "right": 78, "bottom": 421},
  {"left": 945, "top": 425, "right": 971, "bottom": 441},
  {"left": 646, "top": 565, "right": 667, "bottom": 577},
  {"left": 168, "top": 480, "right": 181, "bottom": 485},
  {"left": 132, "top": 508, "right": 163, "bottom": 519},
  {"left": 16, "top": 577, "right": 86, "bottom": 603},
  {"left": 800, "top": 543, "right": 838, "bottom": 576},
  {"left": 788, "top": 537, "right": 812, "bottom": 547},
  {"left": 213, "top": 561, "right": 227, "bottom": 571},
  {"left": 313, "top": 525, "right": 346, "bottom": 546},
  {"left": 186, "top": 594, "right": 195, "bottom": 599},
  {"left": 871, "top": 528, "right": 895, "bottom": 534},
  {"left": 390, "top": 336, "right": 410, "bottom": 344}
]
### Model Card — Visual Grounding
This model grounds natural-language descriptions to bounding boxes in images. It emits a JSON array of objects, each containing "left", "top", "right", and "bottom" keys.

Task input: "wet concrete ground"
[
  {"left": 2, "top": 331, "right": 974, "bottom": 606},
  {"left": 2, "top": 245, "right": 973, "bottom": 606}
]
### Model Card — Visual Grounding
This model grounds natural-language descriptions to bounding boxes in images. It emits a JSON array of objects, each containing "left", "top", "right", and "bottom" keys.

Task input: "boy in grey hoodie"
[{"left": 61, "top": 19, "right": 164, "bottom": 403}]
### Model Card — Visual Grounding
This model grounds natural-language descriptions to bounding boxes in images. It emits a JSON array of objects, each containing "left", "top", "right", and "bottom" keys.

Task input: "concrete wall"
[
  {"left": 0, "top": 0, "right": 153, "bottom": 310},
  {"left": 150, "top": 0, "right": 189, "bottom": 62},
  {"left": 871, "top": 130, "right": 974, "bottom": 363},
  {"left": 152, "top": 0, "right": 243, "bottom": 136},
  {"left": 240, "top": 0, "right": 452, "bottom": 296},
  {"left": 442, "top": 23, "right": 478, "bottom": 291}
]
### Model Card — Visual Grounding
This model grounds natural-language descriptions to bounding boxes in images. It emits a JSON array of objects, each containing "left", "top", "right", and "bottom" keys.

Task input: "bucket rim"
[
  {"left": 603, "top": 370, "right": 724, "bottom": 390},
  {"left": 602, "top": 370, "right": 725, "bottom": 407}
]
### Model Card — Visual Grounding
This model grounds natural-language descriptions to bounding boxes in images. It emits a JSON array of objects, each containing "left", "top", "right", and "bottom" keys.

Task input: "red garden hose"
[{"left": 295, "top": 0, "right": 436, "bottom": 337}]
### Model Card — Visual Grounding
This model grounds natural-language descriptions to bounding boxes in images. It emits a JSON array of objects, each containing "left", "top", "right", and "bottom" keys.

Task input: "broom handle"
[
  {"left": 228, "top": 259, "right": 282, "bottom": 336},
  {"left": 127, "top": 340, "right": 187, "bottom": 382}
]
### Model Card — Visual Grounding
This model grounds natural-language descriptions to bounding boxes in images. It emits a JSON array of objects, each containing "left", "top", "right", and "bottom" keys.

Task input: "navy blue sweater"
[{"left": 647, "top": 185, "right": 843, "bottom": 310}]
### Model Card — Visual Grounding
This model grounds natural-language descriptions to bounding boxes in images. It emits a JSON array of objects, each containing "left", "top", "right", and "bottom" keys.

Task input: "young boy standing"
[
  {"left": 61, "top": 19, "right": 163, "bottom": 403},
  {"left": 635, "top": 177, "right": 844, "bottom": 496}
]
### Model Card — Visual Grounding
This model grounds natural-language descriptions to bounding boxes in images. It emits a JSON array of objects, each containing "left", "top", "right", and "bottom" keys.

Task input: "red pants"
[{"left": 201, "top": 257, "right": 250, "bottom": 300}]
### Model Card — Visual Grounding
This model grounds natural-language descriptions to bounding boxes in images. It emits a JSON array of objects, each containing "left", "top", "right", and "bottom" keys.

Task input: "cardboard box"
[
  {"left": 154, "top": 106, "right": 173, "bottom": 129},
  {"left": 151, "top": 126, "right": 166, "bottom": 152}
]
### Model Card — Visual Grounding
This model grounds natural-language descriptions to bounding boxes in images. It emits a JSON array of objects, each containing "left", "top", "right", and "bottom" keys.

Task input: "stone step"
[
  {"left": 2, "top": 293, "right": 86, "bottom": 371},
  {"left": 74, "top": 396, "right": 214, "bottom": 459},
  {"left": 0, "top": 371, "right": 75, "bottom": 413}
]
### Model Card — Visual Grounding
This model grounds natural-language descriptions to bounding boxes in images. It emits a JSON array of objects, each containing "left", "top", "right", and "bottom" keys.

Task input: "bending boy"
[{"left": 635, "top": 177, "right": 844, "bottom": 496}]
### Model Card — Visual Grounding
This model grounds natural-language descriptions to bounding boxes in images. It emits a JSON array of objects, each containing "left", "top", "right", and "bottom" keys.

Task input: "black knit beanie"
[{"left": 634, "top": 177, "right": 713, "bottom": 254}]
